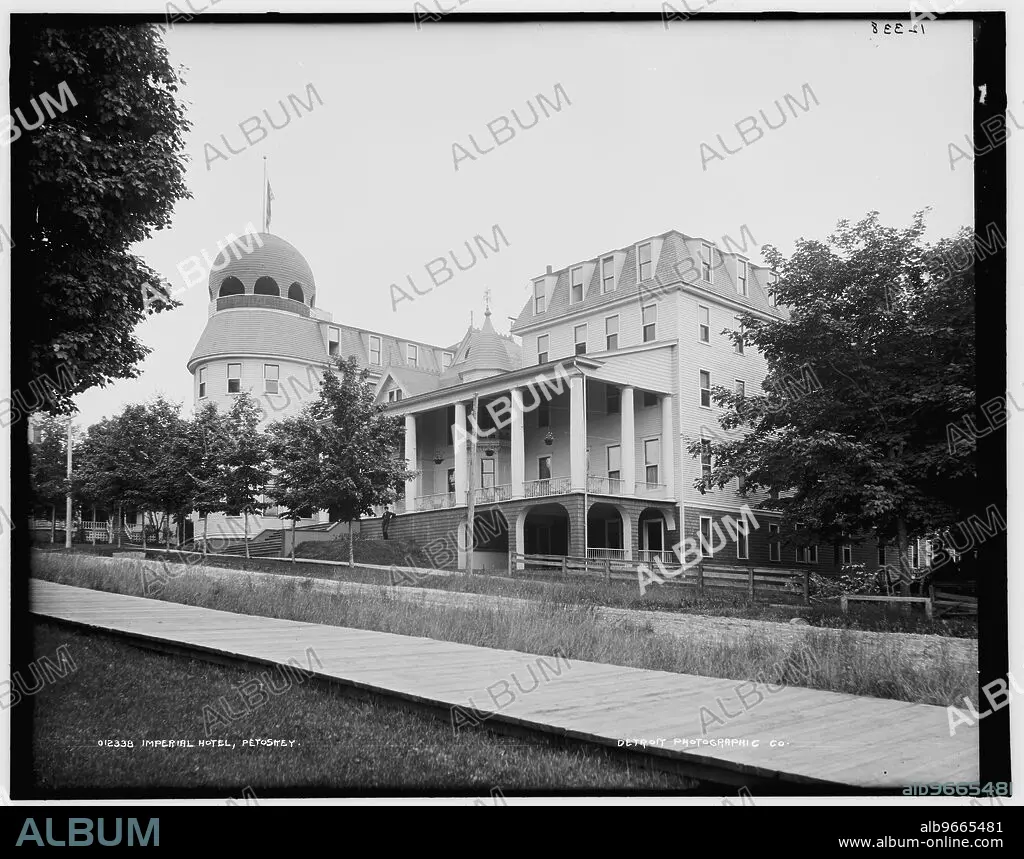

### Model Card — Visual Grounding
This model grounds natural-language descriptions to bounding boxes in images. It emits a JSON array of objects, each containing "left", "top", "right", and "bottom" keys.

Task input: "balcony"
[
  {"left": 524, "top": 477, "right": 572, "bottom": 498},
  {"left": 586, "top": 547, "right": 626, "bottom": 560},
  {"left": 217, "top": 294, "right": 311, "bottom": 317},
  {"left": 474, "top": 484, "right": 511, "bottom": 505}
]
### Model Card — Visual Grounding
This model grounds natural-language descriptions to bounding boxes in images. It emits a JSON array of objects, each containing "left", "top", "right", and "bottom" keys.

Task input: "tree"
[
  {"left": 138, "top": 397, "right": 191, "bottom": 549},
  {"left": 11, "top": 22, "right": 192, "bottom": 412},
  {"left": 265, "top": 415, "right": 320, "bottom": 563},
  {"left": 268, "top": 357, "right": 414, "bottom": 567},
  {"left": 690, "top": 211, "right": 975, "bottom": 591},
  {"left": 214, "top": 394, "right": 270, "bottom": 559},
  {"left": 29, "top": 414, "right": 70, "bottom": 542},
  {"left": 186, "top": 402, "right": 230, "bottom": 556}
]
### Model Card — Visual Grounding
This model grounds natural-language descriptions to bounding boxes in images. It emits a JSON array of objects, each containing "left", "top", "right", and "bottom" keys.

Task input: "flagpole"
[{"left": 262, "top": 157, "right": 267, "bottom": 233}]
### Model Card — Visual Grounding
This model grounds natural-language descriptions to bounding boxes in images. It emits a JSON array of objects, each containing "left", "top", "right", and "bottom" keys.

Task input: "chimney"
[{"left": 546, "top": 265, "right": 553, "bottom": 275}]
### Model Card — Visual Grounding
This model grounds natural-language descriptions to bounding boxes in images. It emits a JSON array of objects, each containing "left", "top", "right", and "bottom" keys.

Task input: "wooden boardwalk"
[{"left": 29, "top": 579, "right": 978, "bottom": 789}]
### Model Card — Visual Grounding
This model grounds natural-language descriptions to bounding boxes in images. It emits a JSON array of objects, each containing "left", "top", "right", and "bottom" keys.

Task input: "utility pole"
[
  {"left": 64, "top": 413, "right": 73, "bottom": 549},
  {"left": 466, "top": 395, "right": 479, "bottom": 574}
]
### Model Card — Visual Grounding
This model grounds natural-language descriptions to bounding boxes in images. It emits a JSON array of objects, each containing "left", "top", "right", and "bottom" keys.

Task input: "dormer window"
[
  {"left": 637, "top": 242, "right": 652, "bottom": 281},
  {"left": 601, "top": 256, "right": 615, "bottom": 293},
  {"left": 737, "top": 259, "right": 748, "bottom": 296},
  {"left": 701, "top": 243, "right": 713, "bottom": 283},
  {"left": 368, "top": 335, "right": 381, "bottom": 365},
  {"left": 570, "top": 266, "right": 584, "bottom": 304},
  {"left": 407, "top": 344, "right": 418, "bottom": 368},
  {"left": 441, "top": 350, "right": 454, "bottom": 370},
  {"left": 328, "top": 327, "right": 340, "bottom": 357},
  {"left": 768, "top": 272, "right": 779, "bottom": 306},
  {"left": 534, "top": 280, "right": 546, "bottom": 314}
]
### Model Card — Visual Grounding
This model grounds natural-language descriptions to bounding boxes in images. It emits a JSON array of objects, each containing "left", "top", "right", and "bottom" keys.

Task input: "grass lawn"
[
  {"left": 27, "top": 621, "right": 701, "bottom": 796},
  {"left": 35, "top": 542, "right": 977, "bottom": 638},
  {"left": 32, "top": 551, "right": 975, "bottom": 708}
]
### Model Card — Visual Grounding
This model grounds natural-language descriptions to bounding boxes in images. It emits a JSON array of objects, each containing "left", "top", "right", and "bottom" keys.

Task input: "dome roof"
[{"left": 207, "top": 232, "right": 316, "bottom": 305}]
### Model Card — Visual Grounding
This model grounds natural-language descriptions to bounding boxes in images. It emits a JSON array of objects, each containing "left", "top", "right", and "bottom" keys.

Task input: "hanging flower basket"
[
  {"left": 432, "top": 449, "right": 445, "bottom": 464},
  {"left": 544, "top": 431, "right": 555, "bottom": 446},
  {"left": 484, "top": 446, "right": 495, "bottom": 457}
]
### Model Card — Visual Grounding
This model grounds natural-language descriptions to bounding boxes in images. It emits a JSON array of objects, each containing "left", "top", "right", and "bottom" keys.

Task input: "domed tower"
[{"left": 187, "top": 231, "right": 332, "bottom": 423}]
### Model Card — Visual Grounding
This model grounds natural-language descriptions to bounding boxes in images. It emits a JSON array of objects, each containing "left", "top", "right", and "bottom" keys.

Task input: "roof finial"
[
  {"left": 483, "top": 288, "right": 492, "bottom": 316},
  {"left": 470, "top": 310, "right": 474, "bottom": 327}
]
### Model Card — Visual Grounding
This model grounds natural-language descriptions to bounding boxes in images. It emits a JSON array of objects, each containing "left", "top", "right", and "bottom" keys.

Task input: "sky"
[{"left": 70, "top": 16, "right": 975, "bottom": 428}]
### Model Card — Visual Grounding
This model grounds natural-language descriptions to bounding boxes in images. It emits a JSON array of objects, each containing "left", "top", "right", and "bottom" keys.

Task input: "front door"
[{"left": 644, "top": 519, "right": 664, "bottom": 552}]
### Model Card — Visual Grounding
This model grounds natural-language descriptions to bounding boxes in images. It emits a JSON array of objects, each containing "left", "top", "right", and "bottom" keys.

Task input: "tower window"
[
  {"left": 198, "top": 367, "right": 207, "bottom": 399},
  {"left": 288, "top": 282, "right": 304, "bottom": 302},
  {"left": 227, "top": 363, "right": 241, "bottom": 394},
  {"left": 264, "top": 364, "right": 279, "bottom": 394},
  {"left": 219, "top": 276, "right": 244, "bottom": 298},
  {"left": 254, "top": 276, "right": 279, "bottom": 296}
]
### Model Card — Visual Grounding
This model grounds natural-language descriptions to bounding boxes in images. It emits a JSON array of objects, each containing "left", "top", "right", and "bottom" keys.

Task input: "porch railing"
[
  {"left": 524, "top": 477, "right": 571, "bottom": 498},
  {"left": 637, "top": 548, "right": 678, "bottom": 565},
  {"left": 635, "top": 481, "right": 668, "bottom": 499},
  {"left": 586, "top": 476, "right": 622, "bottom": 496},
  {"left": 474, "top": 484, "right": 511, "bottom": 505},
  {"left": 415, "top": 492, "right": 458, "bottom": 512},
  {"left": 586, "top": 547, "right": 626, "bottom": 560}
]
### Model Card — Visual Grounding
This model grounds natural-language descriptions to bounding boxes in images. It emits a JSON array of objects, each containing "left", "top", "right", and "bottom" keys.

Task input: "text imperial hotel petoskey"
[{"left": 188, "top": 227, "right": 890, "bottom": 574}]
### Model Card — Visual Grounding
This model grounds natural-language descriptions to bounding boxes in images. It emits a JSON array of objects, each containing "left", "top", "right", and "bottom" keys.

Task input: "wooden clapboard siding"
[{"left": 29, "top": 579, "right": 977, "bottom": 789}]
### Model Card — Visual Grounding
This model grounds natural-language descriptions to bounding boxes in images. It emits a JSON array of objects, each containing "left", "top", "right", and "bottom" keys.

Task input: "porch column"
[
  {"left": 661, "top": 394, "right": 675, "bottom": 498},
  {"left": 570, "top": 375, "right": 587, "bottom": 492},
  {"left": 620, "top": 386, "right": 636, "bottom": 496},
  {"left": 404, "top": 413, "right": 418, "bottom": 509},
  {"left": 453, "top": 402, "right": 467, "bottom": 504},
  {"left": 510, "top": 387, "right": 525, "bottom": 499}
]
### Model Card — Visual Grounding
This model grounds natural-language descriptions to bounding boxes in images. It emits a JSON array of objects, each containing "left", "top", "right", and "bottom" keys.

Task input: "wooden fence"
[{"left": 508, "top": 553, "right": 810, "bottom": 604}]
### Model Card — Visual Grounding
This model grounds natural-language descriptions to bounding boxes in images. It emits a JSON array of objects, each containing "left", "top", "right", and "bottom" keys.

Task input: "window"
[
  {"left": 387, "top": 388, "right": 403, "bottom": 402},
  {"left": 644, "top": 438, "right": 660, "bottom": 484},
  {"left": 735, "top": 380, "right": 745, "bottom": 399},
  {"left": 606, "top": 386, "right": 620, "bottom": 415},
  {"left": 769, "top": 523, "right": 780, "bottom": 562},
  {"left": 447, "top": 468, "right": 456, "bottom": 494},
  {"left": 537, "top": 334, "right": 549, "bottom": 364},
  {"left": 699, "top": 369, "right": 711, "bottom": 408},
  {"left": 198, "top": 367, "right": 207, "bottom": 399},
  {"left": 878, "top": 544, "right": 886, "bottom": 566},
  {"left": 700, "top": 438, "right": 712, "bottom": 481},
  {"left": 407, "top": 344, "right": 418, "bottom": 367},
  {"left": 643, "top": 391, "right": 657, "bottom": 407},
  {"left": 768, "top": 272, "right": 779, "bottom": 307},
  {"left": 570, "top": 266, "right": 584, "bottom": 303},
  {"left": 534, "top": 280, "right": 546, "bottom": 314},
  {"left": 737, "top": 259, "right": 748, "bottom": 296},
  {"left": 264, "top": 364, "right": 279, "bottom": 394},
  {"left": 574, "top": 323, "right": 587, "bottom": 355},
  {"left": 734, "top": 318, "right": 744, "bottom": 354},
  {"left": 368, "top": 335, "right": 381, "bottom": 365},
  {"left": 480, "top": 458, "right": 495, "bottom": 488},
  {"left": 701, "top": 242, "right": 713, "bottom": 282},
  {"left": 642, "top": 303, "right": 657, "bottom": 342},
  {"left": 736, "top": 520, "right": 749, "bottom": 560},
  {"left": 698, "top": 305, "right": 710, "bottom": 343},
  {"left": 329, "top": 327, "right": 340, "bottom": 358},
  {"left": 227, "top": 363, "right": 241, "bottom": 394},
  {"left": 441, "top": 350, "right": 453, "bottom": 371},
  {"left": 538, "top": 455, "right": 552, "bottom": 480},
  {"left": 637, "top": 242, "right": 653, "bottom": 281},
  {"left": 911, "top": 541, "right": 919, "bottom": 568},
  {"left": 537, "top": 400, "right": 550, "bottom": 428},
  {"left": 31, "top": 425, "right": 43, "bottom": 443},
  {"left": 842, "top": 545, "right": 853, "bottom": 565},
  {"left": 607, "top": 445, "right": 621, "bottom": 481},
  {"left": 795, "top": 524, "right": 818, "bottom": 563},
  {"left": 700, "top": 516, "right": 713, "bottom": 558},
  {"left": 601, "top": 256, "right": 615, "bottom": 293},
  {"left": 605, "top": 315, "right": 619, "bottom": 350}
]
